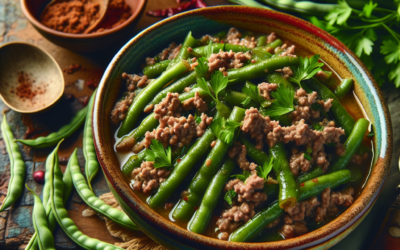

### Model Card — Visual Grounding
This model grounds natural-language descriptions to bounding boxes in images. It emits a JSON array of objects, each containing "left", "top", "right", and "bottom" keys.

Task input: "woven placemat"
[{"left": 82, "top": 192, "right": 167, "bottom": 250}]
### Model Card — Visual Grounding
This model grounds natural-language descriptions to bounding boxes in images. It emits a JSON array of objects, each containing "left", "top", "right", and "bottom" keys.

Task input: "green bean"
[
  {"left": 193, "top": 43, "right": 250, "bottom": 56},
  {"left": 266, "top": 39, "right": 284, "bottom": 50},
  {"left": 42, "top": 140, "right": 63, "bottom": 209},
  {"left": 335, "top": 79, "right": 354, "bottom": 99},
  {"left": 229, "top": 169, "right": 351, "bottom": 242},
  {"left": 330, "top": 118, "right": 369, "bottom": 172},
  {"left": 228, "top": 56, "right": 299, "bottom": 84},
  {"left": 116, "top": 87, "right": 207, "bottom": 152},
  {"left": 84, "top": 89, "right": 100, "bottom": 191},
  {"left": 266, "top": 72, "right": 294, "bottom": 90},
  {"left": 69, "top": 148, "right": 139, "bottom": 230},
  {"left": 188, "top": 159, "right": 236, "bottom": 234},
  {"left": 148, "top": 71, "right": 197, "bottom": 108},
  {"left": 270, "top": 143, "right": 299, "bottom": 209},
  {"left": 258, "top": 0, "right": 337, "bottom": 15},
  {"left": 304, "top": 78, "right": 355, "bottom": 136},
  {"left": 118, "top": 60, "right": 191, "bottom": 137},
  {"left": 50, "top": 147, "right": 124, "bottom": 250},
  {"left": 121, "top": 150, "right": 146, "bottom": 177},
  {"left": 166, "top": 32, "right": 198, "bottom": 70},
  {"left": 0, "top": 114, "right": 25, "bottom": 212},
  {"left": 148, "top": 109, "right": 228, "bottom": 208},
  {"left": 257, "top": 36, "right": 267, "bottom": 47},
  {"left": 16, "top": 108, "right": 87, "bottom": 148},
  {"left": 297, "top": 167, "right": 324, "bottom": 184},
  {"left": 172, "top": 107, "right": 246, "bottom": 221},
  {"left": 222, "top": 90, "right": 258, "bottom": 109},
  {"left": 143, "top": 60, "right": 171, "bottom": 78},
  {"left": 263, "top": 184, "right": 279, "bottom": 201},
  {"left": 27, "top": 186, "right": 56, "bottom": 250}
]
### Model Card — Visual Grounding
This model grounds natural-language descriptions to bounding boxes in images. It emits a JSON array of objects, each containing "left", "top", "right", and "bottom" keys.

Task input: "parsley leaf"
[
  {"left": 389, "top": 62, "right": 400, "bottom": 88},
  {"left": 224, "top": 190, "right": 237, "bottom": 206},
  {"left": 262, "top": 85, "right": 295, "bottom": 118},
  {"left": 241, "top": 96, "right": 252, "bottom": 106},
  {"left": 360, "top": 1, "right": 377, "bottom": 18},
  {"left": 219, "top": 120, "right": 242, "bottom": 145},
  {"left": 196, "top": 78, "right": 214, "bottom": 101},
  {"left": 242, "top": 82, "right": 270, "bottom": 107},
  {"left": 289, "top": 55, "right": 324, "bottom": 88},
  {"left": 304, "top": 153, "right": 312, "bottom": 161},
  {"left": 381, "top": 39, "right": 400, "bottom": 64},
  {"left": 145, "top": 140, "right": 173, "bottom": 169},
  {"left": 194, "top": 57, "right": 209, "bottom": 77},
  {"left": 325, "top": 0, "right": 352, "bottom": 25},
  {"left": 205, "top": 40, "right": 213, "bottom": 58},
  {"left": 210, "top": 71, "right": 228, "bottom": 100},
  {"left": 231, "top": 171, "right": 252, "bottom": 182},
  {"left": 194, "top": 113, "right": 202, "bottom": 124},
  {"left": 313, "top": 122, "right": 324, "bottom": 131},
  {"left": 256, "top": 157, "right": 274, "bottom": 180}
]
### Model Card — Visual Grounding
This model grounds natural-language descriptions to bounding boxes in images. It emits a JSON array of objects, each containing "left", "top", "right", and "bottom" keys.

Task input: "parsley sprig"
[
  {"left": 210, "top": 117, "right": 242, "bottom": 145},
  {"left": 261, "top": 85, "right": 295, "bottom": 118},
  {"left": 194, "top": 57, "right": 209, "bottom": 77},
  {"left": 224, "top": 190, "right": 237, "bottom": 206},
  {"left": 145, "top": 140, "right": 173, "bottom": 169},
  {"left": 289, "top": 55, "right": 324, "bottom": 88},
  {"left": 242, "top": 82, "right": 271, "bottom": 108},
  {"left": 197, "top": 71, "right": 229, "bottom": 115}
]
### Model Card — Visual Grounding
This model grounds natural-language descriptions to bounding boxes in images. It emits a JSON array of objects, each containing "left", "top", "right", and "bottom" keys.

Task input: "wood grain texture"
[{"left": 0, "top": 0, "right": 399, "bottom": 249}]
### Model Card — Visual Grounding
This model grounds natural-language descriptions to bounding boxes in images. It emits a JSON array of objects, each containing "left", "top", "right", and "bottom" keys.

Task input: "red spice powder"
[
  {"left": 312, "top": 178, "right": 319, "bottom": 183},
  {"left": 63, "top": 64, "right": 84, "bottom": 74},
  {"left": 10, "top": 72, "right": 46, "bottom": 101},
  {"left": 40, "top": 0, "right": 131, "bottom": 34}
]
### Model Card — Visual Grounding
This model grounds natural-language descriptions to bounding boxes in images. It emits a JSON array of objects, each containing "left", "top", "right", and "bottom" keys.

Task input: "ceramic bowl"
[
  {"left": 20, "top": 0, "right": 146, "bottom": 52},
  {"left": 93, "top": 6, "right": 392, "bottom": 249}
]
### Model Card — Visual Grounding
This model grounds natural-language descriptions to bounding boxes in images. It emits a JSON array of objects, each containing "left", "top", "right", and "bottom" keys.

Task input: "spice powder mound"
[{"left": 10, "top": 72, "right": 47, "bottom": 103}]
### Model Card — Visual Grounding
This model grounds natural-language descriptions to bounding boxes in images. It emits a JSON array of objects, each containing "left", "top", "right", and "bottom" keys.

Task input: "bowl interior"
[{"left": 94, "top": 6, "right": 391, "bottom": 249}]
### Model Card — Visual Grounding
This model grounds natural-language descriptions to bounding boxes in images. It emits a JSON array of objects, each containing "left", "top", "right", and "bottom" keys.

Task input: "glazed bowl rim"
[
  {"left": 93, "top": 5, "right": 392, "bottom": 249},
  {"left": 20, "top": 0, "right": 146, "bottom": 39}
]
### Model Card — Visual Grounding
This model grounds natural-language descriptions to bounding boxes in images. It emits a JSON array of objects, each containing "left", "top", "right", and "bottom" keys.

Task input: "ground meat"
[
  {"left": 182, "top": 92, "right": 208, "bottom": 112},
  {"left": 266, "top": 218, "right": 280, "bottom": 229},
  {"left": 226, "top": 171, "right": 267, "bottom": 205},
  {"left": 184, "top": 87, "right": 191, "bottom": 92},
  {"left": 241, "top": 108, "right": 278, "bottom": 149},
  {"left": 164, "top": 203, "right": 174, "bottom": 210},
  {"left": 200, "top": 34, "right": 220, "bottom": 44},
  {"left": 351, "top": 153, "right": 368, "bottom": 165},
  {"left": 335, "top": 143, "right": 346, "bottom": 156},
  {"left": 131, "top": 161, "right": 171, "bottom": 194},
  {"left": 292, "top": 89, "right": 319, "bottom": 122},
  {"left": 121, "top": 73, "right": 150, "bottom": 91},
  {"left": 110, "top": 92, "right": 135, "bottom": 125},
  {"left": 289, "top": 148, "right": 311, "bottom": 176},
  {"left": 154, "top": 92, "right": 182, "bottom": 119},
  {"left": 258, "top": 82, "right": 278, "bottom": 100},
  {"left": 228, "top": 143, "right": 256, "bottom": 171},
  {"left": 315, "top": 70, "right": 330, "bottom": 82},
  {"left": 279, "top": 221, "right": 309, "bottom": 239},
  {"left": 285, "top": 197, "right": 320, "bottom": 221},
  {"left": 267, "top": 32, "right": 277, "bottom": 44},
  {"left": 197, "top": 113, "right": 213, "bottom": 137},
  {"left": 145, "top": 57, "right": 156, "bottom": 66},
  {"left": 316, "top": 98, "right": 334, "bottom": 112},
  {"left": 225, "top": 28, "right": 257, "bottom": 48},
  {"left": 320, "top": 118, "right": 336, "bottom": 128},
  {"left": 208, "top": 50, "right": 251, "bottom": 73},
  {"left": 278, "top": 44, "right": 296, "bottom": 57},
  {"left": 216, "top": 217, "right": 243, "bottom": 240},
  {"left": 315, "top": 187, "right": 355, "bottom": 223},
  {"left": 158, "top": 42, "right": 180, "bottom": 61}
]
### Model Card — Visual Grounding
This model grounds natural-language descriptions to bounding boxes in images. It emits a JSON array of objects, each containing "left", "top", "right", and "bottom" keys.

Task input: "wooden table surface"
[{"left": 0, "top": 0, "right": 399, "bottom": 249}]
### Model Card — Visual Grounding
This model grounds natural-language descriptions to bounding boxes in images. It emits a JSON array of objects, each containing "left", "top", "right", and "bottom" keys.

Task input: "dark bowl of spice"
[{"left": 20, "top": 0, "right": 147, "bottom": 52}]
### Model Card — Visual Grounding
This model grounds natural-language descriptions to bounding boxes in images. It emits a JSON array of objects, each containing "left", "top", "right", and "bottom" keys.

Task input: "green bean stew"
[{"left": 111, "top": 28, "right": 373, "bottom": 242}]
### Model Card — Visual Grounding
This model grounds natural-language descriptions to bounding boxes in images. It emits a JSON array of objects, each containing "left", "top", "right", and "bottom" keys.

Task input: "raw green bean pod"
[
  {"left": 229, "top": 169, "right": 351, "bottom": 242},
  {"left": 304, "top": 78, "right": 355, "bottom": 136},
  {"left": 188, "top": 159, "right": 236, "bottom": 233},
  {"left": 27, "top": 186, "right": 56, "bottom": 250},
  {"left": 16, "top": 108, "right": 87, "bottom": 148},
  {"left": 330, "top": 118, "right": 369, "bottom": 172},
  {"left": 172, "top": 107, "right": 246, "bottom": 221},
  {"left": 50, "top": 147, "right": 124, "bottom": 250},
  {"left": 0, "top": 114, "right": 25, "bottom": 212},
  {"left": 83, "top": 89, "right": 100, "bottom": 191},
  {"left": 148, "top": 108, "right": 229, "bottom": 208},
  {"left": 335, "top": 79, "right": 354, "bottom": 99},
  {"left": 118, "top": 60, "right": 190, "bottom": 137},
  {"left": 270, "top": 143, "right": 299, "bottom": 208},
  {"left": 228, "top": 56, "right": 299, "bottom": 84},
  {"left": 258, "top": 0, "right": 337, "bottom": 15},
  {"left": 143, "top": 60, "right": 171, "bottom": 78},
  {"left": 69, "top": 149, "right": 139, "bottom": 230}
]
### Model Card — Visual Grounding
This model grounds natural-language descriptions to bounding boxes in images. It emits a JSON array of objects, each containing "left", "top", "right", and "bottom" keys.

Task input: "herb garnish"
[
  {"left": 224, "top": 190, "right": 237, "bottom": 206},
  {"left": 210, "top": 117, "right": 242, "bottom": 145},
  {"left": 242, "top": 82, "right": 271, "bottom": 108},
  {"left": 256, "top": 157, "right": 274, "bottom": 181},
  {"left": 261, "top": 85, "right": 295, "bottom": 118},
  {"left": 194, "top": 57, "right": 209, "bottom": 77},
  {"left": 231, "top": 171, "right": 252, "bottom": 182},
  {"left": 145, "top": 140, "right": 173, "bottom": 169},
  {"left": 304, "top": 153, "right": 312, "bottom": 161},
  {"left": 289, "top": 55, "right": 324, "bottom": 88}
]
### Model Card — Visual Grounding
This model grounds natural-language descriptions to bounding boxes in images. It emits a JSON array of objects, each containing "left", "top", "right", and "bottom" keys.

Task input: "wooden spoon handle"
[{"left": 370, "top": 186, "right": 400, "bottom": 250}]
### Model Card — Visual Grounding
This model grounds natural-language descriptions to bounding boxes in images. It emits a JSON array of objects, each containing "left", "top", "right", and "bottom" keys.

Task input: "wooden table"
[{"left": 0, "top": 0, "right": 399, "bottom": 249}]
